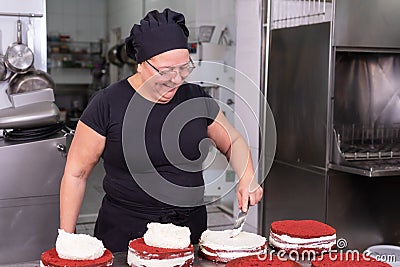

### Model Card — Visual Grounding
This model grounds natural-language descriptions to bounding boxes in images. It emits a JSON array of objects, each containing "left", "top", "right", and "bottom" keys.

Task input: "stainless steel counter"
[
  {"left": 0, "top": 134, "right": 66, "bottom": 265},
  {"left": 113, "top": 252, "right": 226, "bottom": 267},
  {"left": 4, "top": 251, "right": 311, "bottom": 267}
]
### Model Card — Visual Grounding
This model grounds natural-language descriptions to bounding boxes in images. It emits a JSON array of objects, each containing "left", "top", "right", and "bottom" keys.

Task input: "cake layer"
[
  {"left": 311, "top": 253, "right": 392, "bottom": 267},
  {"left": 40, "top": 248, "right": 113, "bottom": 267},
  {"left": 269, "top": 220, "right": 336, "bottom": 254},
  {"left": 127, "top": 238, "right": 194, "bottom": 267},
  {"left": 269, "top": 231, "right": 336, "bottom": 252},
  {"left": 226, "top": 255, "right": 302, "bottom": 267},
  {"left": 270, "top": 220, "right": 336, "bottom": 239},
  {"left": 127, "top": 253, "right": 193, "bottom": 267},
  {"left": 199, "top": 245, "right": 266, "bottom": 263},
  {"left": 199, "top": 230, "right": 267, "bottom": 251},
  {"left": 199, "top": 230, "right": 267, "bottom": 263}
]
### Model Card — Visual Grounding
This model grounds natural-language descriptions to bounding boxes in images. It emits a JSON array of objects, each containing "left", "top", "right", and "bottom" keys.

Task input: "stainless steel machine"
[
  {"left": 0, "top": 133, "right": 67, "bottom": 264},
  {"left": 261, "top": 0, "right": 400, "bottom": 251},
  {"left": 0, "top": 7, "right": 67, "bottom": 265}
]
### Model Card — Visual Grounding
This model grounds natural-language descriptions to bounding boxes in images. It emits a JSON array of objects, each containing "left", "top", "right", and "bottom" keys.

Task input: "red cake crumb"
[
  {"left": 128, "top": 237, "right": 194, "bottom": 260},
  {"left": 271, "top": 220, "right": 336, "bottom": 238},
  {"left": 41, "top": 248, "right": 113, "bottom": 267},
  {"left": 226, "top": 255, "right": 301, "bottom": 267},
  {"left": 311, "top": 253, "right": 392, "bottom": 267},
  {"left": 128, "top": 237, "right": 194, "bottom": 266}
]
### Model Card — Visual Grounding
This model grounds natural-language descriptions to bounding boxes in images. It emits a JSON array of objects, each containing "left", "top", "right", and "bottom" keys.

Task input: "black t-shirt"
[{"left": 80, "top": 79, "right": 220, "bottom": 208}]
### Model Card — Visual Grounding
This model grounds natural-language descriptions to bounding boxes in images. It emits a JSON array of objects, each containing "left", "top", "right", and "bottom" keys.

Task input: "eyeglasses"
[{"left": 146, "top": 57, "right": 195, "bottom": 79}]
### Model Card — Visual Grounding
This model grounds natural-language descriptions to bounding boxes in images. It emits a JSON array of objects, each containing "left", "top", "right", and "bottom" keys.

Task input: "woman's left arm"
[{"left": 207, "top": 111, "right": 263, "bottom": 212}]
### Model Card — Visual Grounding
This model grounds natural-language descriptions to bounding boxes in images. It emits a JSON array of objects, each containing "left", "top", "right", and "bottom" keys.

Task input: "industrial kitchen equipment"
[
  {"left": 261, "top": 0, "right": 400, "bottom": 251},
  {"left": 0, "top": 133, "right": 67, "bottom": 264},
  {"left": 0, "top": 8, "right": 68, "bottom": 265}
]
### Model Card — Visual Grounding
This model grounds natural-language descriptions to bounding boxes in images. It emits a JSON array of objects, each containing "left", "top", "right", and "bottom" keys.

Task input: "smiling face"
[{"left": 137, "top": 49, "right": 191, "bottom": 103}]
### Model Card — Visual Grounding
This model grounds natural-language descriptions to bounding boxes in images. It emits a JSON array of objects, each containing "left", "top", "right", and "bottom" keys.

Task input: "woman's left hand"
[{"left": 236, "top": 180, "right": 263, "bottom": 213}]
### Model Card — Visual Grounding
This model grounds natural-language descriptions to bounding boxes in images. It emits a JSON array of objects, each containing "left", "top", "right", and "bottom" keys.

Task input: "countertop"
[
  {"left": 113, "top": 251, "right": 226, "bottom": 267},
  {"left": 9, "top": 251, "right": 226, "bottom": 267},
  {"left": 4, "top": 250, "right": 311, "bottom": 267}
]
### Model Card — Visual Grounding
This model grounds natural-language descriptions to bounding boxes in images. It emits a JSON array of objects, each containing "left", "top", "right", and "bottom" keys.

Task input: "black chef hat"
[{"left": 125, "top": 8, "right": 189, "bottom": 63}]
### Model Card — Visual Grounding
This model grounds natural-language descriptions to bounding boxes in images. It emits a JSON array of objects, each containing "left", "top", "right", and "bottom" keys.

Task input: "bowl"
[{"left": 364, "top": 245, "right": 400, "bottom": 267}]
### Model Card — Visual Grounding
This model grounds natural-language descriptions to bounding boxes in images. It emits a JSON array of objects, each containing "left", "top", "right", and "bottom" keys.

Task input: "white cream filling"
[
  {"left": 199, "top": 229, "right": 266, "bottom": 251},
  {"left": 40, "top": 260, "right": 46, "bottom": 267},
  {"left": 56, "top": 229, "right": 105, "bottom": 260},
  {"left": 269, "top": 232, "right": 336, "bottom": 249},
  {"left": 200, "top": 246, "right": 263, "bottom": 260},
  {"left": 144, "top": 223, "right": 191, "bottom": 249},
  {"left": 127, "top": 250, "right": 193, "bottom": 267}
]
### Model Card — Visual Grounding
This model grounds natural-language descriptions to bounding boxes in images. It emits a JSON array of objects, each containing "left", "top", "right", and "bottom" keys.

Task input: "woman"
[{"left": 59, "top": 8, "right": 263, "bottom": 252}]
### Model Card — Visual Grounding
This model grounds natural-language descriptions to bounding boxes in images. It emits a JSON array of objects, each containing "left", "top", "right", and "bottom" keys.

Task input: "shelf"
[
  {"left": 47, "top": 40, "right": 103, "bottom": 70},
  {"left": 48, "top": 40, "right": 101, "bottom": 54},
  {"left": 50, "top": 68, "right": 92, "bottom": 85}
]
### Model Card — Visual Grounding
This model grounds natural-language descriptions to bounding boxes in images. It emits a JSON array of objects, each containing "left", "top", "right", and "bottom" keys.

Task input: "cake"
[
  {"left": 199, "top": 229, "right": 267, "bottom": 263},
  {"left": 127, "top": 223, "right": 194, "bottom": 267},
  {"left": 269, "top": 220, "right": 336, "bottom": 254},
  {"left": 40, "top": 229, "right": 113, "bottom": 267},
  {"left": 311, "top": 252, "right": 392, "bottom": 266},
  {"left": 226, "top": 254, "right": 302, "bottom": 266},
  {"left": 40, "top": 248, "right": 113, "bottom": 267}
]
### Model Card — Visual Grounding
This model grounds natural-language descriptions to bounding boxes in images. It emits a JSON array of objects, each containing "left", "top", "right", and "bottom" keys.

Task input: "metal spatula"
[{"left": 229, "top": 201, "right": 250, "bottom": 238}]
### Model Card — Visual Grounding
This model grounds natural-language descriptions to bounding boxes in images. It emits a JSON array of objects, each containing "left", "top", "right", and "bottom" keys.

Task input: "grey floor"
[{"left": 76, "top": 161, "right": 257, "bottom": 235}]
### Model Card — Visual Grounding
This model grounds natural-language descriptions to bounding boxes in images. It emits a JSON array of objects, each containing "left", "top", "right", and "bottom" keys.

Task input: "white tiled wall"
[
  {"left": 46, "top": 0, "right": 107, "bottom": 42},
  {"left": 233, "top": 0, "right": 262, "bottom": 230},
  {"left": 145, "top": 0, "right": 196, "bottom": 28},
  {"left": 107, "top": 0, "right": 143, "bottom": 42}
]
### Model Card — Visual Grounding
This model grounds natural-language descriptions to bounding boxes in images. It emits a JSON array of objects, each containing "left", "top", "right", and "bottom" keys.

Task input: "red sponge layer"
[
  {"left": 41, "top": 248, "right": 113, "bottom": 267},
  {"left": 271, "top": 220, "right": 336, "bottom": 238},
  {"left": 129, "top": 238, "right": 194, "bottom": 260}
]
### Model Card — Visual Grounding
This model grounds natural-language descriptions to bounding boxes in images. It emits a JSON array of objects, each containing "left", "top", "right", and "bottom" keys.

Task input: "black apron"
[{"left": 94, "top": 195, "right": 207, "bottom": 253}]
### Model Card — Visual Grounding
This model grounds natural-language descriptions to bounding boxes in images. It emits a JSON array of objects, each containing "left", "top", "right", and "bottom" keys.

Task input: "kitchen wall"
[
  {"left": 46, "top": 0, "right": 107, "bottom": 42},
  {"left": 107, "top": 0, "right": 143, "bottom": 43},
  {"left": 233, "top": 0, "right": 262, "bottom": 231},
  {"left": 107, "top": 0, "right": 233, "bottom": 44},
  {"left": 106, "top": 0, "right": 236, "bottom": 81},
  {"left": 46, "top": 0, "right": 108, "bottom": 118}
]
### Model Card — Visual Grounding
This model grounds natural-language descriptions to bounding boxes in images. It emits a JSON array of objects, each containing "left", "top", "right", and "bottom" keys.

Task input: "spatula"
[{"left": 229, "top": 200, "right": 250, "bottom": 238}]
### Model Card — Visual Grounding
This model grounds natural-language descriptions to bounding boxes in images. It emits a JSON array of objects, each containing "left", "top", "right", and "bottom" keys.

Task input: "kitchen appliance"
[
  {"left": 0, "top": 101, "right": 60, "bottom": 129},
  {"left": 330, "top": 52, "right": 400, "bottom": 177},
  {"left": 0, "top": 133, "right": 67, "bottom": 265},
  {"left": 261, "top": 0, "right": 400, "bottom": 251},
  {"left": 0, "top": 7, "right": 68, "bottom": 265}
]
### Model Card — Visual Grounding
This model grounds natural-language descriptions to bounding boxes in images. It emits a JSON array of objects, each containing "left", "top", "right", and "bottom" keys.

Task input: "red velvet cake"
[
  {"left": 269, "top": 220, "right": 336, "bottom": 254},
  {"left": 127, "top": 237, "right": 194, "bottom": 267},
  {"left": 226, "top": 255, "right": 302, "bottom": 267},
  {"left": 40, "top": 248, "right": 113, "bottom": 267},
  {"left": 311, "top": 253, "right": 392, "bottom": 267}
]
